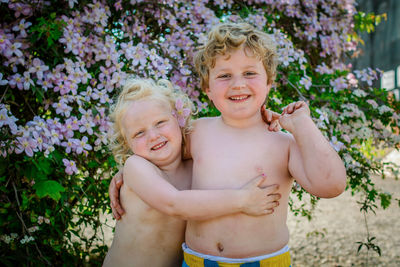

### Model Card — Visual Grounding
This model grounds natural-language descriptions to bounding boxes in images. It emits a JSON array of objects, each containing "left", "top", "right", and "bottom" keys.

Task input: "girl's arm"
[{"left": 124, "top": 155, "right": 280, "bottom": 221}]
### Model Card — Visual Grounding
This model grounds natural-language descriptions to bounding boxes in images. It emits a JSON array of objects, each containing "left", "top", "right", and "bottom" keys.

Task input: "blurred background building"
[{"left": 352, "top": 0, "right": 399, "bottom": 100}]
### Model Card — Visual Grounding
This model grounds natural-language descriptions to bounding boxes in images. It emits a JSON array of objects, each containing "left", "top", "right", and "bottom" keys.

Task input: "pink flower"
[
  {"left": 63, "top": 158, "right": 78, "bottom": 175},
  {"left": 173, "top": 98, "right": 191, "bottom": 127}
]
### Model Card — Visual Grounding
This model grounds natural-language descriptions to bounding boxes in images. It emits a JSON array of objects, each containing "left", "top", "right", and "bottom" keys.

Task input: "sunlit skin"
[
  {"left": 185, "top": 46, "right": 346, "bottom": 258},
  {"left": 104, "top": 97, "right": 282, "bottom": 266},
  {"left": 123, "top": 99, "right": 184, "bottom": 170},
  {"left": 103, "top": 99, "right": 190, "bottom": 267},
  {"left": 206, "top": 47, "right": 271, "bottom": 128}
]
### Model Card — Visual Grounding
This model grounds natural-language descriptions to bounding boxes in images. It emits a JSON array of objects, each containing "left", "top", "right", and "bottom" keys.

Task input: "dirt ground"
[
  {"left": 288, "top": 150, "right": 400, "bottom": 266},
  {"left": 100, "top": 150, "right": 400, "bottom": 266}
]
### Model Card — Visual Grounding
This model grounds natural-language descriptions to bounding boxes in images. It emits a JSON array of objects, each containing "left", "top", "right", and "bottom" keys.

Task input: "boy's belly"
[{"left": 185, "top": 209, "right": 290, "bottom": 258}]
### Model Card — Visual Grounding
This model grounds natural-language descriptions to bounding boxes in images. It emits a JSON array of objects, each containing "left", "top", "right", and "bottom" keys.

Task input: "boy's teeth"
[{"left": 230, "top": 95, "right": 248, "bottom": 100}]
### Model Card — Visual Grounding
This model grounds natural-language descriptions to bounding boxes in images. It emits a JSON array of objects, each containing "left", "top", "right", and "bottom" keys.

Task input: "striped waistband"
[{"left": 182, "top": 243, "right": 291, "bottom": 267}]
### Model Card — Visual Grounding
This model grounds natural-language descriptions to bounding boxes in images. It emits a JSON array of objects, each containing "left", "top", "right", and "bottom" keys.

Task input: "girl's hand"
[
  {"left": 260, "top": 105, "right": 281, "bottom": 132},
  {"left": 109, "top": 169, "right": 125, "bottom": 220},
  {"left": 240, "top": 174, "right": 281, "bottom": 216}
]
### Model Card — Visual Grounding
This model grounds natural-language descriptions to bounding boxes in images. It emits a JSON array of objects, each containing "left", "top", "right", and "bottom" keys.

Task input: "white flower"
[{"left": 378, "top": 105, "right": 392, "bottom": 115}]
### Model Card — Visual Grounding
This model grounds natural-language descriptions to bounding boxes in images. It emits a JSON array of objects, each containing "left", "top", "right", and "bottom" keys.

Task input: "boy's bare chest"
[{"left": 192, "top": 131, "right": 289, "bottom": 189}]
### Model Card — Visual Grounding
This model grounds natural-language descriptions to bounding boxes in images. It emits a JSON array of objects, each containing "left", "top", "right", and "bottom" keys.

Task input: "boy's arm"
[
  {"left": 124, "top": 155, "right": 280, "bottom": 221},
  {"left": 282, "top": 101, "right": 346, "bottom": 198}
]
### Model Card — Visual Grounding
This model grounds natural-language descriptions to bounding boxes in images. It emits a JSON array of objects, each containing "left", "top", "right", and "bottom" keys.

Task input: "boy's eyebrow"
[{"left": 214, "top": 65, "right": 258, "bottom": 73}]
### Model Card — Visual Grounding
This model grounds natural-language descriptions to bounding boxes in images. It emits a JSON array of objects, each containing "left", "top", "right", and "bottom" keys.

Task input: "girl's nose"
[{"left": 148, "top": 128, "right": 160, "bottom": 141}]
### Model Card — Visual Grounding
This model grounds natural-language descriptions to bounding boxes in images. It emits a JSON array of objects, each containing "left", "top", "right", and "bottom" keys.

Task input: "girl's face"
[{"left": 122, "top": 98, "right": 183, "bottom": 168}]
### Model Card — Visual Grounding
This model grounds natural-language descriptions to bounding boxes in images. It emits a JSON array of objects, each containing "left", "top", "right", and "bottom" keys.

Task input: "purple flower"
[
  {"left": 75, "top": 136, "right": 92, "bottom": 154},
  {"left": 173, "top": 98, "right": 191, "bottom": 127},
  {"left": 299, "top": 76, "right": 312, "bottom": 90},
  {"left": 12, "top": 19, "right": 32, "bottom": 38},
  {"left": 61, "top": 138, "right": 78, "bottom": 153},
  {"left": 15, "top": 136, "right": 37, "bottom": 157},
  {"left": 63, "top": 158, "right": 78, "bottom": 175},
  {"left": 5, "top": 42, "right": 23, "bottom": 58},
  {"left": 329, "top": 136, "right": 344, "bottom": 152},
  {"left": 0, "top": 73, "right": 8, "bottom": 86},
  {"left": 28, "top": 58, "right": 49, "bottom": 80},
  {"left": 330, "top": 77, "right": 348, "bottom": 92}
]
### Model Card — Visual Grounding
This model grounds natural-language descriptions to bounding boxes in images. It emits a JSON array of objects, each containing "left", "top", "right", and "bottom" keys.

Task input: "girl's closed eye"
[
  {"left": 217, "top": 73, "right": 231, "bottom": 79},
  {"left": 134, "top": 130, "right": 144, "bottom": 138},
  {"left": 156, "top": 120, "right": 167, "bottom": 126}
]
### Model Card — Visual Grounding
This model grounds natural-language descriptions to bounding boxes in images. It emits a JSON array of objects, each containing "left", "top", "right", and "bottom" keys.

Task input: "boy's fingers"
[{"left": 295, "top": 101, "right": 303, "bottom": 109}]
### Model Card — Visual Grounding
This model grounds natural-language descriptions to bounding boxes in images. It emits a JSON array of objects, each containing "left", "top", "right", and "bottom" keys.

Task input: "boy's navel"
[{"left": 217, "top": 242, "right": 224, "bottom": 252}]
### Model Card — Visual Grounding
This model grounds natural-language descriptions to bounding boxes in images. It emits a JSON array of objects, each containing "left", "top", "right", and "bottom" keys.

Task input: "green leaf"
[
  {"left": 33, "top": 180, "right": 66, "bottom": 201},
  {"left": 88, "top": 160, "right": 99, "bottom": 168},
  {"left": 379, "top": 192, "right": 392, "bottom": 209}
]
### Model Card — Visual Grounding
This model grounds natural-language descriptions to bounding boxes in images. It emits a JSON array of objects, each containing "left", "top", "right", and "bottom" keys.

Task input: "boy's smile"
[{"left": 206, "top": 47, "right": 271, "bottom": 127}]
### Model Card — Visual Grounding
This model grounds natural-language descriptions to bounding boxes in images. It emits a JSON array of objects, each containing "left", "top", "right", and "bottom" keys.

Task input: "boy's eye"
[{"left": 244, "top": 71, "right": 256, "bottom": 76}]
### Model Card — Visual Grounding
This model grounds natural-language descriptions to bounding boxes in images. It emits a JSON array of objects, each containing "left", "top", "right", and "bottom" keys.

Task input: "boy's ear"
[{"left": 265, "top": 84, "right": 271, "bottom": 95}]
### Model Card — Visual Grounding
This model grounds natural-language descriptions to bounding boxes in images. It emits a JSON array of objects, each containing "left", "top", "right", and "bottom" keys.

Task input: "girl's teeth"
[{"left": 152, "top": 142, "right": 166, "bottom": 150}]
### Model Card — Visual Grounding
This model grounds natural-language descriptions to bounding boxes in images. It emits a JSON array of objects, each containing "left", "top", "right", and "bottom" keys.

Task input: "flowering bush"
[{"left": 0, "top": 0, "right": 399, "bottom": 264}]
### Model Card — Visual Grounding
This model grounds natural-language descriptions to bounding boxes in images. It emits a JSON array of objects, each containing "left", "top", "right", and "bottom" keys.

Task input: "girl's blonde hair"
[
  {"left": 109, "top": 78, "right": 194, "bottom": 166},
  {"left": 194, "top": 22, "right": 278, "bottom": 90}
]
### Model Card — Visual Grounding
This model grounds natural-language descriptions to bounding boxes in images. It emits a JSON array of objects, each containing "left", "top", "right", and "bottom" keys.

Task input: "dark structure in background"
[{"left": 352, "top": 0, "right": 399, "bottom": 99}]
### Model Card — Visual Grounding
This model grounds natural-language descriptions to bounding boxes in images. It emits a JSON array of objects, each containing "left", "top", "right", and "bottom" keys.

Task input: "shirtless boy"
[
  {"left": 180, "top": 22, "right": 347, "bottom": 266},
  {"left": 110, "top": 23, "right": 346, "bottom": 266},
  {"left": 103, "top": 78, "right": 281, "bottom": 267}
]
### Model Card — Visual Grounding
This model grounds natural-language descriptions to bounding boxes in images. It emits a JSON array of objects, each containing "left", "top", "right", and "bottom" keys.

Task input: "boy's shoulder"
[
  {"left": 193, "top": 116, "right": 217, "bottom": 125},
  {"left": 266, "top": 130, "right": 296, "bottom": 147}
]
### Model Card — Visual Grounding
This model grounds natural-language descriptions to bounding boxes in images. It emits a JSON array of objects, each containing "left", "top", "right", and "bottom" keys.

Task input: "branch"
[{"left": 11, "top": 181, "right": 51, "bottom": 266}]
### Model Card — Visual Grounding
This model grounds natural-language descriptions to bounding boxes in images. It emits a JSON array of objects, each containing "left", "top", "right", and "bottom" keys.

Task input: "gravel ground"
[
  {"left": 288, "top": 150, "right": 400, "bottom": 267},
  {"left": 101, "top": 150, "right": 400, "bottom": 266}
]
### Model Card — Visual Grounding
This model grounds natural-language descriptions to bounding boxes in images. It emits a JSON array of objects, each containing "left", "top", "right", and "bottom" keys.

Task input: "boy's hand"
[
  {"left": 109, "top": 169, "right": 125, "bottom": 220},
  {"left": 260, "top": 105, "right": 281, "bottom": 132},
  {"left": 240, "top": 174, "right": 280, "bottom": 216},
  {"left": 279, "top": 101, "right": 311, "bottom": 133}
]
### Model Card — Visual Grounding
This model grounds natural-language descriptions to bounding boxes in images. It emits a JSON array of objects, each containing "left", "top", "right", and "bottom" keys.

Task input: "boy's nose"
[{"left": 231, "top": 77, "right": 246, "bottom": 90}]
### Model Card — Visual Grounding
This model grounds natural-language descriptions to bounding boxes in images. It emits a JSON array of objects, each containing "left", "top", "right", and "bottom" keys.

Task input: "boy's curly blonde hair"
[
  {"left": 109, "top": 78, "right": 194, "bottom": 166},
  {"left": 194, "top": 22, "right": 278, "bottom": 91}
]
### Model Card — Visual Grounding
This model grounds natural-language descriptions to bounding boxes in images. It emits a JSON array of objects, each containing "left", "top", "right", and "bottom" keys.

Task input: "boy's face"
[
  {"left": 122, "top": 98, "right": 183, "bottom": 167},
  {"left": 206, "top": 47, "right": 271, "bottom": 125}
]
